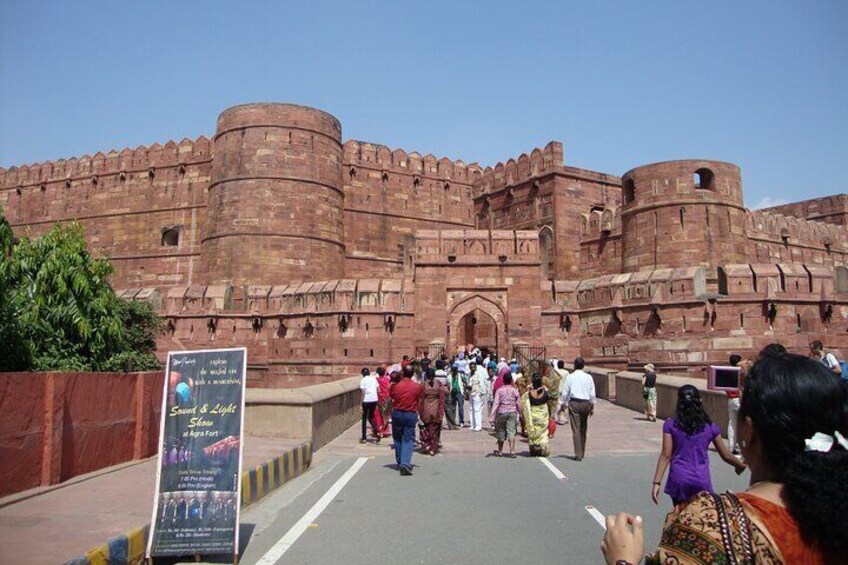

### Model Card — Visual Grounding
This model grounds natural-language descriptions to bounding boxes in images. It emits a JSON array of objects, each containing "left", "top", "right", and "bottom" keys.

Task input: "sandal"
[{"left": 492, "top": 450, "right": 502, "bottom": 457}]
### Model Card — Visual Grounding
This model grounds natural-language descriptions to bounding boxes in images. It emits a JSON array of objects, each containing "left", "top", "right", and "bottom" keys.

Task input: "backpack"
[{"left": 822, "top": 353, "right": 848, "bottom": 381}]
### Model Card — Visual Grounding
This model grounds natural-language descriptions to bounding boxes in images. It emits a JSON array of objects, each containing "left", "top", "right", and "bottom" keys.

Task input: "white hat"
[{"left": 644, "top": 363, "right": 655, "bottom": 372}]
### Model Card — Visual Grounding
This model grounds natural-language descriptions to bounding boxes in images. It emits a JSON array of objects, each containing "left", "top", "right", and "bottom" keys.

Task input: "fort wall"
[
  {"left": 0, "top": 138, "right": 212, "bottom": 288},
  {"left": 472, "top": 142, "right": 622, "bottom": 280},
  {"left": 744, "top": 209, "right": 848, "bottom": 266},
  {"left": 620, "top": 160, "right": 748, "bottom": 273},
  {"left": 201, "top": 103, "right": 345, "bottom": 285},
  {"left": 342, "top": 141, "right": 480, "bottom": 278},
  {"left": 758, "top": 194, "right": 848, "bottom": 226},
  {"left": 543, "top": 261, "right": 848, "bottom": 376},
  {"left": 5, "top": 101, "right": 848, "bottom": 385}
]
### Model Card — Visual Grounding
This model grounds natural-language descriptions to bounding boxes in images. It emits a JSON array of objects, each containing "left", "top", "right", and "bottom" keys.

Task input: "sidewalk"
[{"left": 0, "top": 437, "right": 308, "bottom": 565}]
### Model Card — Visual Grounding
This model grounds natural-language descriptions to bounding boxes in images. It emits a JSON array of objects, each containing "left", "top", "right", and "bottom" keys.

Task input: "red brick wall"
[
  {"left": 472, "top": 142, "right": 622, "bottom": 281},
  {"left": 745, "top": 209, "right": 848, "bottom": 266},
  {"left": 621, "top": 160, "right": 748, "bottom": 273},
  {"left": 0, "top": 139, "right": 212, "bottom": 289},
  {"left": 4, "top": 103, "right": 848, "bottom": 385},
  {"left": 759, "top": 194, "right": 848, "bottom": 226},
  {"left": 0, "top": 371, "right": 164, "bottom": 497},
  {"left": 342, "top": 141, "right": 479, "bottom": 278},
  {"left": 201, "top": 104, "right": 345, "bottom": 285}
]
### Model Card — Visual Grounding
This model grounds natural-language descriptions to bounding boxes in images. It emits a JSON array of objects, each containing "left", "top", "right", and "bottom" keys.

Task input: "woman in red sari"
[
  {"left": 418, "top": 368, "right": 446, "bottom": 456},
  {"left": 372, "top": 367, "right": 392, "bottom": 438}
]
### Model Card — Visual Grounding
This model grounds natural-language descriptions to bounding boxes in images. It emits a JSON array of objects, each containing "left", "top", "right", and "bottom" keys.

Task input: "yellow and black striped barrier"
[
  {"left": 241, "top": 441, "right": 312, "bottom": 506},
  {"left": 63, "top": 441, "right": 312, "bottom": 565}
]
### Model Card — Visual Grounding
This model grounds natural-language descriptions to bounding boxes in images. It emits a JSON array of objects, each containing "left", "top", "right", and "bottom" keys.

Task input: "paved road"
[{"left": 172, "top": 400, "right": 749, "bottom": 564}]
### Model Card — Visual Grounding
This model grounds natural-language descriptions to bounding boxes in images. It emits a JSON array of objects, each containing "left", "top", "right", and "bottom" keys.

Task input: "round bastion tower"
[
  {"left": 620, "top": 160, "right": 747, "bottom": 273},
  {"left": 200, "top": 103, "right": 345, "bottom": 285}
]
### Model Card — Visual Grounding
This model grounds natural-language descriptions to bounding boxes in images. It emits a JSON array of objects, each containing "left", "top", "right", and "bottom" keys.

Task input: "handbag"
[
  {"left": 642, "top": 386, "right": 650, "bottom": 400},
  {"left": 547, "top": 417, "right": 557, "bottom": 438},
  {"left": 710, "top": 492, "right": 754, "bottom": 565}
]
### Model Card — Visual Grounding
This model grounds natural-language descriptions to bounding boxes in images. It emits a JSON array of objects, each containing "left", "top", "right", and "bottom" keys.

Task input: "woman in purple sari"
[{"left": 651, "top": 385, "right": 746, "bottom": 508}]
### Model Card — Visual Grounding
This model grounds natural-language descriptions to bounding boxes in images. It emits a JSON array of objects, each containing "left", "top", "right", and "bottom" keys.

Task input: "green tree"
[
  {"left": 101, "top": 299, "right": 164, "bottom": 372},
  {"left": 0, "top": 211, "right": 26, "bottom": 370},
  {"left": 0, "top": 208, "right": 161, "bottom": 371}
]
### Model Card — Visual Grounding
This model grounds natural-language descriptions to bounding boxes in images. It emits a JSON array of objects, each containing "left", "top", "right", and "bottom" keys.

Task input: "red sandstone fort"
[{"left": 3, "top": 102, "right": 847, "bottom": 386}]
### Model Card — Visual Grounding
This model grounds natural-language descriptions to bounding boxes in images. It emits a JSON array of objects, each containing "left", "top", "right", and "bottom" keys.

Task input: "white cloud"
[{"left": 751, "top": 196, "right": 790, "bottom": 210}]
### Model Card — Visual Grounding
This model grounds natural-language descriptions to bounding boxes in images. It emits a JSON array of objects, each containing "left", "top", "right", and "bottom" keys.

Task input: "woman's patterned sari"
[
  {"left": 522, "top": 391, "right": 550, "bottom": 457},
  {"left": 646, "top": 491, "right": 821, "bottom": 565}
]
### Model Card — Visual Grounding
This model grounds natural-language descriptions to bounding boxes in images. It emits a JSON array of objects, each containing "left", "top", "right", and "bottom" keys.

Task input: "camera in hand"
[{"left": 707, "top": 365, "right": 741, "bottom": 391}]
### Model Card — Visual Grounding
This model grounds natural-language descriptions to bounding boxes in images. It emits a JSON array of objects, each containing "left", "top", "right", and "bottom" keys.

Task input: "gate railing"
[
  {"left": 415, "top": 344, "right": 445, "bottom": 361},
  {"left": 512, "top": 345, "right": 547, "bottom": 377}
]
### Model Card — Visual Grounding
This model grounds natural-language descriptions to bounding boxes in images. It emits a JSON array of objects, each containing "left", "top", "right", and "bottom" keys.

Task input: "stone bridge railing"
[
  {"left": 244, "top": 377, "right": 361, "bottom": 450},
  {"left": 566, "top": 364, "right": 732, "bottom": 436}
]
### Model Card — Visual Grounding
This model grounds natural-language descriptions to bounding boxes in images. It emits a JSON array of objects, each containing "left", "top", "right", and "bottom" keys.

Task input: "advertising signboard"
[{"left": 146, "top": 348, "right": 247, "bottom": 560}]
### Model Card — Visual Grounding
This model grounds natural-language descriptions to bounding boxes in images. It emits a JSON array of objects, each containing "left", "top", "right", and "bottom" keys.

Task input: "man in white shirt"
[
  {"left": 560, "top": 357, "right": 596, "bottom": 460},
  {"left": 359, "top": 368, "right": 379, "bottom": 444},
  {"left": 455, "top": 354, "right": 470, "bottom": 377},
  {"left": 468, "top": 361, "right": 490, "bottom": 431},
  {"left": 810, "top": 340, "right": 841, "bottom": 375}
]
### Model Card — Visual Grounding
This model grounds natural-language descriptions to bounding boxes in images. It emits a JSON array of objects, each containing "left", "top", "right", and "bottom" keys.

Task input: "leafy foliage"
[{"left": 0, "top": 208, "right": 162, "bottom": 371}]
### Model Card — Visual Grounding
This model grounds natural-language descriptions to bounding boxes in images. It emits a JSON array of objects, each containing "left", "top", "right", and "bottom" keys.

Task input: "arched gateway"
[{"left": 447, "top": 295, "right": 506, "bottom": 355}]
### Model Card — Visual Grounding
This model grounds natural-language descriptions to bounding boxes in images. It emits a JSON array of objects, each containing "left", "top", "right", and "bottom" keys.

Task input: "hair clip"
[{"left": 805, "top": 431, "right": 848, "bottom": 453}]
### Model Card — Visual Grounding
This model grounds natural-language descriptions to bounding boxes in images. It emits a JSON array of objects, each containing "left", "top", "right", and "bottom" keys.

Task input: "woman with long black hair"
[
  {"left": 522, "top": 372, "right": 551, "bottom": 456},
  {"left": 650, "top": 384, "right": 746, "bottom": 508},
  {"left": 602, "top": 351, "right": 848, "bottom": 564}
]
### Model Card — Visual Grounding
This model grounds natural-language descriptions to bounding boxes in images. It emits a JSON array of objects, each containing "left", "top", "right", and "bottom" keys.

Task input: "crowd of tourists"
[
  {"left": 358, "top": 341, "right": 848, "bottom": 563},
  {"left": 358, "top": 347, "right": 596, "bottom": 475}
]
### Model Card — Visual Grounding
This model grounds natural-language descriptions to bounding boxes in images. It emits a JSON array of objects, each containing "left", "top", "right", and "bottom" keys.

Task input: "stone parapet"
[
  {"left": 473, "top": 141, "right": 564, "bottom": 195},
  {"left": 244, "top": 377, "right": 360, "bottom": 449},
  {"left": 614, "top": 370, "right": 731, "bottom": 435},
  {"left": 0, "top": 137, "right": 212, "bottom": 189},
  {"left": 343, "top": 140, "right": 482, "bottom": 184}
]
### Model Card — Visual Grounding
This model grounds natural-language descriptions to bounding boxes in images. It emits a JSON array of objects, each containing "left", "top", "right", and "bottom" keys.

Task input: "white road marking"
[
  {"left": 255, "top": 457, "right": 368, "bottom": 564},
  {"left": 585, "top": 505, "right": 607, "bottom": 530},
  {"left": 539, "top": 457, "right": 566, "bottom": 480}
]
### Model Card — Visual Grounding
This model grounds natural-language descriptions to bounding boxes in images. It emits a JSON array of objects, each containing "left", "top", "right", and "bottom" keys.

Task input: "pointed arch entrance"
[{"left": 447, "top": 295, "right": 506, "bottom": 356}]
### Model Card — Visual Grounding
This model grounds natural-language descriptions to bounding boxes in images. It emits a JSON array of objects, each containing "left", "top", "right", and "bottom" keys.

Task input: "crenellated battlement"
[
  {"left": 746, "top": 209, "right": 848, "bottom": 251},
  {"left": 343, "top": 140, "right": 483, "bottom": 185},
  {"left": 756, "top": 194, "right": 848, "bottom": 225},
  {"left": 147, "top": 279, "right": 410, "bottom": 316},
  {"left": 551, "top": 261, "right": 845, "bottom": 315},
  {"left": 719, "top": 263, "right": 837, "bottom": 299},
  {"left": 414, "top": 229, "right": 540, "bottom": 263},
  {"left": 473, "top": 141, "right": 564, "bottom": 195},
  {"left": 552, "top": 267, "right": 707, "bottom": 311},
  {"left": 0, "top": 136, "right": 212, "bottom": 189},
  {"left": 580, "top": 206, "right": 622, "bottom": 239}
]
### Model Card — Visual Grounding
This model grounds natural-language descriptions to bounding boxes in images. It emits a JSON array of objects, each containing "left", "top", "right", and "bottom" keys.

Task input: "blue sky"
[{"left": 1, "top": 1, "right": 846, "bottom": 209}]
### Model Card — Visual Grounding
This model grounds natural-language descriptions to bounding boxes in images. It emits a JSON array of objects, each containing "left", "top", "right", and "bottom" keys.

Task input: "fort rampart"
[{"left": 3, "top": 101, "right": 848, "bottom": 385}]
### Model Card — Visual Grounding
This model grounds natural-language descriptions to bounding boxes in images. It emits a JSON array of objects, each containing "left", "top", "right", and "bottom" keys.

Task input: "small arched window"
[
  {"left": 717, "top": 267, "right": 728, "bottom": 295},
  {"left": 161, "top": 227, "right": 180, "bottom": 247},
  {"left": 836, "top": 266, "right": 848, "bottom": 293},
  {"left": 623, "top": 178, "right": 635, "bottom": 204},
  {"left": 693, "top": 168, "right": 715, "bottom": 191}
]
